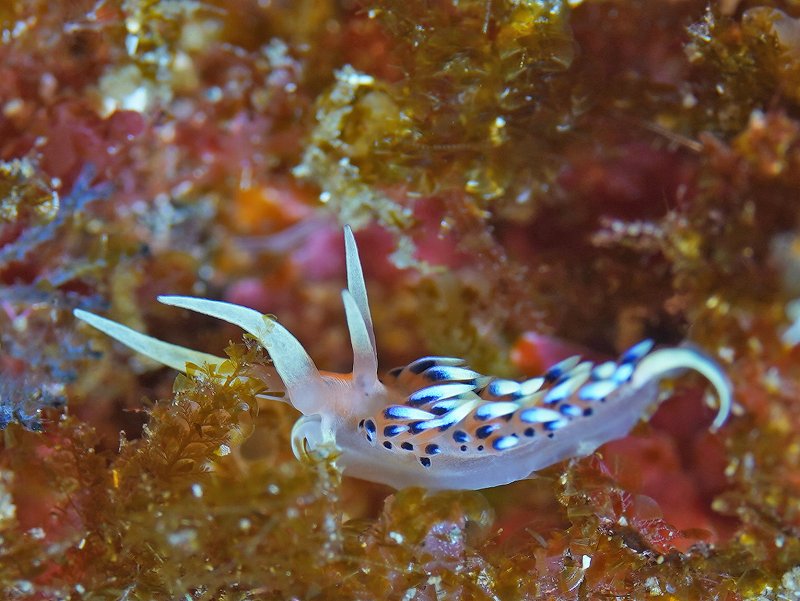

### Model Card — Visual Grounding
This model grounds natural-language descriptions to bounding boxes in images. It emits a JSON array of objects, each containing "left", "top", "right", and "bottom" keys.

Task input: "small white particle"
[
  {"left": 644, "top": 576, "right": 662, "bottom": 595},
  {"left": 3, "top": 98, "right": 24, "bottom": 117},
  {"left": 125, "top": 33, "right": 138, "bottom": 55},
  {"left": 206, "top": 86, "right": 223, "bottom": 102},
  {"left": 717, "top": 346, "right": 734, "bottom": 363},
  {"left": 388, "top": 531, "right": 404, "bottom": 544},
  {"left": 122, "top": 86, "right": 149, "bottom": 112},
  {"left": 167, "top": 529, "right": 197, "bottom": 548},
  {"left": 341, "top": 68, "right": 374, "bottom": 87},
  {"left": 191, "top": 484, "right": 203, "bottom": 498},
  {"left": 401, "top": 589, "right": 417, "bottom": 601},
  {"left": 197, "top": 265, "right": 214, "bottom": 281}
]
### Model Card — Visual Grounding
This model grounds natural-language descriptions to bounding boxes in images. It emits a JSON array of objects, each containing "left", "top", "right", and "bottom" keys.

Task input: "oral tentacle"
[
  {"left": 73, "top": 308, "right": 227, "bottom": 373},
  {"left": 157, "top": 296, "right": 326, "bottom": 414},
  {"left": 290, "top": 414, "right": 326, "bottom": 461}
]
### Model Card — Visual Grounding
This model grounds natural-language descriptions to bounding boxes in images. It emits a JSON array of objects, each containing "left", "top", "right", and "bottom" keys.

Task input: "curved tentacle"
[
  {"left": 73, "top": 308, "right": 227, "bottom": 373},
  {"left": 157, "top": 296, "right": 325, "bottom": 414},
  {"left": 631, "top": 345, "right": 732, "bottom": 431},
  {"left": 290, "top": 414, "right": 325, "bottom": 461}
]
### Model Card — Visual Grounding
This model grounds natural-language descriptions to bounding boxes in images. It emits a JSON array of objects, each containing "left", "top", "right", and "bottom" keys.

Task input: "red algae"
[{"left": 1, "top": 0, "right": 800, "bottom": 599}]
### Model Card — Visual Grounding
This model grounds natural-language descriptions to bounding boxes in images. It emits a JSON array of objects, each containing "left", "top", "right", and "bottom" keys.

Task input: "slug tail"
[
  {"left": 157, "top": 296, "right": 325, "bottom": 414},
  {"left": 73, "top": 308, "right": 227, "bottom": 373},
  {"left": 632, "top": 345, "right": 732, "bottom": 431}
]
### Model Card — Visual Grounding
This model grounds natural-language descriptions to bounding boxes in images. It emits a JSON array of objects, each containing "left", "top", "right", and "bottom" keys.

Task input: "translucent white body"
[{"left": 74, "top": 227, "right": 732, "bottom": 490}]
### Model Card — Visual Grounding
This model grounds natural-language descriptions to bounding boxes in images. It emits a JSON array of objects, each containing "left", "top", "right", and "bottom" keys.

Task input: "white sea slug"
[{"left": 74, "top": 227, "right": 732, "bottom": 490}]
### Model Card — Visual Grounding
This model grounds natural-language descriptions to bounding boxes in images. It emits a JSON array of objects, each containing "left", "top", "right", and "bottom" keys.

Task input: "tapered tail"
[{"left": 632, "top": 345, "right": 732, "bottom": 431}]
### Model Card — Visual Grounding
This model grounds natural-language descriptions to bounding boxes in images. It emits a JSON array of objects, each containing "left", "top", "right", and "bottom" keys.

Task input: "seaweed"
[{"left": 2, "top": 0, "right": 800, "bottom": 598}]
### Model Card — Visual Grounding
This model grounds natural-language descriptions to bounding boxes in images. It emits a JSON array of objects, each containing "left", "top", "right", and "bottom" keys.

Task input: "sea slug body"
[{"left": 74, "top": 227, "right": 733, "bottom": 490}]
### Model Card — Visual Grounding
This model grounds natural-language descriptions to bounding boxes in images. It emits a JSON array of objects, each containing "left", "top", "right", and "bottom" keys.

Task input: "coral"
[{"left": 1, "top": 0, "right": 800, "bottom": 598}]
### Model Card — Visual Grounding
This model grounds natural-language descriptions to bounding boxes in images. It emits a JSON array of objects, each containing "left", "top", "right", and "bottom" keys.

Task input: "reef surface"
[{"left": 1, "top": 0, "right": 800, "bottom": 599}]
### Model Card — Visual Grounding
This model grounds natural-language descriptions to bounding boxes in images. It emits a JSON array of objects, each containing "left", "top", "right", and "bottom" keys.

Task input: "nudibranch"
[{"left": 74, "top": 227, "right": 732, "bottom": 490}]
